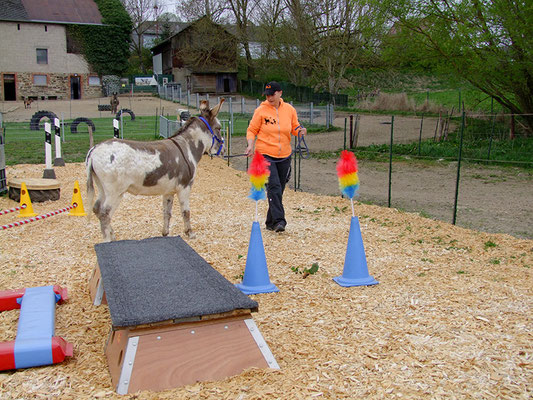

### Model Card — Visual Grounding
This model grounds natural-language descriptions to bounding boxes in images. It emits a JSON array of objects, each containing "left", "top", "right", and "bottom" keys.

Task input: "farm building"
[
  {"left": 0, "top": 0, "right": 104, "bottom": 102},
  {"left": 151, "top": 16, "right": 238, "bottom": 94}
]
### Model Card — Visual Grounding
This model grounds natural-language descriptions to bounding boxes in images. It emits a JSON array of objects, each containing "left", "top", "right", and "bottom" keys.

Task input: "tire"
[
  {"left": 115, "top": 108, "right": 135, "bottom": 121},
  {"left": 8, "top": 187, "right": 60, "bottom": 202},
  {"left": 29, "top": 111, "right": 58, "bottom": 131},
  {"left": 70, "top": 117, "right": 96, "bottom": 134}
]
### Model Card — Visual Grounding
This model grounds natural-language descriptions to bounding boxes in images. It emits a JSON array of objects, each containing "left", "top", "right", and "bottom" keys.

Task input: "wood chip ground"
[{"left": 0, "top": 159, "right": 531, "bottom": 399}]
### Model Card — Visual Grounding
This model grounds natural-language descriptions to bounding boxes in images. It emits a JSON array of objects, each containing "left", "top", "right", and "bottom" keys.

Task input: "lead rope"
[
  {"left": 169, "top": 138, "right": 193, "bottom": 180},
  {"left": 198, "top": 116, "right": 224, "bottom": 156},
  {"left": 296, "top": 133, "right": 310, "bottom": 159}
]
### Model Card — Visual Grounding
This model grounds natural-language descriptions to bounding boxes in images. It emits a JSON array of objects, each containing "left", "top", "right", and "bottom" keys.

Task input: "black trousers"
[{"left": 264, "top": 155, "right": 291, "bottom": 229}]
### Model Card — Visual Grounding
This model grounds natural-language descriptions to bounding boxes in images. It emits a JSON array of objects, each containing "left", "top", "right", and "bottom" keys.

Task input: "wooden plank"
[
  {"left": 88, "top": 265, "right": 106, "bottom": 305},
  {"left": 114, "top": 310, "right": 255, "bottom": 332},
  {"left": 126, "top": 318, "right": 269, "bottom": 393},
  {"left": 104, "top": 328, "right": 129, "bottom": 389},
  {"left": 8, "top": 178, "right": 61, "bottom": 190}
]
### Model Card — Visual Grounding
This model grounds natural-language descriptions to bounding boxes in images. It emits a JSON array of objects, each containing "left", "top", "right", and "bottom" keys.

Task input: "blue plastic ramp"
[{"left": 14, "top": 286, "right": 60, "bottom": 369}]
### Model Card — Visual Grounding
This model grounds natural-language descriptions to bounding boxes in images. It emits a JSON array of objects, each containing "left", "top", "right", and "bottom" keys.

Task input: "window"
[
  {"left": 33, "top": 74, "right": 47, "bottom": 86},
  {"left": 66, "top": 28, "right": 83, "bottom": 54},
  {"left": 36, "top": 48, "right": 48, "bottom": 64},
  {"left": 88, "top": 76, "right": 101, "bottom": 86}
]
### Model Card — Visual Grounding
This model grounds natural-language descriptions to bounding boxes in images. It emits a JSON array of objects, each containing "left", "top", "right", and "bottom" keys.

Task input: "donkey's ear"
[
  {"left": 210, "top": 98, "right": 225, "bottom": 118},
  {"left": 199, "top": 100, "right": 210, "bottom": 116}
]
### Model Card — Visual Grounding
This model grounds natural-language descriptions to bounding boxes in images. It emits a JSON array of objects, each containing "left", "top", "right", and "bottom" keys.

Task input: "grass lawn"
[{"left": 1, "top": 114, "right": 328, "bottom": 165}]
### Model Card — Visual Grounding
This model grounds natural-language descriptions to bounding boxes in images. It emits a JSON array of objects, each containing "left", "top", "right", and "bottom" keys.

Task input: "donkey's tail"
[{"left": 85, "top": 151, "right": 95, "bottom": 221}]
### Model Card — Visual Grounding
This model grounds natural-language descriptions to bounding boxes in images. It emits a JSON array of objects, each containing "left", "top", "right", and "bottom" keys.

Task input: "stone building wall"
[
  {"left": 0, "top": 21, "right": 102, "bottom": 100},
  {"left": 14, "top": 73, "right": 102, "bottom": 100}
]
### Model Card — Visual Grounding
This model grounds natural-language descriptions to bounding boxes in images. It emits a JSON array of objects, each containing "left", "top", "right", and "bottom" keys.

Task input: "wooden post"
[
  {"left": 349, "top": 115, "right": 354, "bottom": 148},
  {"left": 437, "top": 112, "right": 446, "bottom": 141},
  {"left": 353, "top": 115, "right": 360, "bottom": 148},
  {"left": 433, "top": 112, "right": 441, "bottom": 141},
  {"left": 88, "top": 125, "right": 94, "bottom": 148}
]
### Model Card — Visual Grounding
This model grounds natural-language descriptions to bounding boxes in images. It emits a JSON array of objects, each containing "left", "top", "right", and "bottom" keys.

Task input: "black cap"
[{"left": 263, "top": 81, "right": 282, "bottom": 95}]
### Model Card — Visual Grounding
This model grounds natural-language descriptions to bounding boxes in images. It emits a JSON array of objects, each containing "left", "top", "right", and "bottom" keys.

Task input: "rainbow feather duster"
[
  {"left": 336, "top": 150, "right": 359, "bottom": 199},
  {"left": 248, "top": 151, "right": 270, "bottom": 201}
]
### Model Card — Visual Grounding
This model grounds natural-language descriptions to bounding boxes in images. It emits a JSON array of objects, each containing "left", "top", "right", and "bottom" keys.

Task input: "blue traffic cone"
[
  {"left": 333, "top": 216, "right": 379, "bottom": 287},
  {"left": 235, "top": 221, "right": 279, "bottom": 295}
]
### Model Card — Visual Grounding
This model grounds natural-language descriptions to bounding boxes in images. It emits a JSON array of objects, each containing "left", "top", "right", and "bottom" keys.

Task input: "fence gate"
[{"left": 159, "top": 116, "right": 182, "bottom": 138}]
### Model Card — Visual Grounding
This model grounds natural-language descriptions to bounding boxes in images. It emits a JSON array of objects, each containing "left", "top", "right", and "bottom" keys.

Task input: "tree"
[
  {"left": 158, "top": 12, "right": 179, "bottom": 41},
  {"left": 254, "top": 0, "right": 286, "bottom": 60},
  {"left": 175, "top": 0, "right": 257, "bottom": 79},
  {"left": 265, "top": 0, "right": 384, "bottom": 95},
  {"left": 380, "top": 0, "right": 533, "bottom": 135},
  {"left": 71, "top": 0, "right": 132, "bottom": 76},
  {"left": 122, "top": 0, "right": 160, "bottom": 73},
  {"left": 226, "top": 0, "right": 258, "bottom": 79},
  {"left": 174, "top": 0, "right": 228, "bottom": 23},
  {"left": 172, "top": 17, "right": 237, "bottom": 71}
]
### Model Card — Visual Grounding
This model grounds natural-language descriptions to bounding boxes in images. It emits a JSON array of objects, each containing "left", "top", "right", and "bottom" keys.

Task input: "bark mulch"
[{"left": 0, "top": 159, "right": 531, "bottom": 399}]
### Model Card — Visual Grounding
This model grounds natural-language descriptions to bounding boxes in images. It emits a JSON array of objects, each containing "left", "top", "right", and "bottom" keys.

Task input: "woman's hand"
[{"left": 245, "top": 139, "right": 255, "bottom": 157}]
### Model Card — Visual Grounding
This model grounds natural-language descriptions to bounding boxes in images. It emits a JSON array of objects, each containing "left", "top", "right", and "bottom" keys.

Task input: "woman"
[{"left": 245, "top": 81, "right": 307, "bottom": 232}]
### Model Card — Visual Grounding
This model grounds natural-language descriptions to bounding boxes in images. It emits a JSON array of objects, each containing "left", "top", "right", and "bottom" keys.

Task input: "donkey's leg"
[
  {"left": 177, "top": 185, "right": 195, "bottom": 238},
  {"left": 162, "top": 194, "right": 174, "bottom": 237},
  {"left": 93, "top": 196, "right": 111, "bottom": 242},
  {"left": 95, "top": 193, "right": 123, "bottom": 242},
  {"left": 94, "top": 198, "right": 113, "bottom": 242}
]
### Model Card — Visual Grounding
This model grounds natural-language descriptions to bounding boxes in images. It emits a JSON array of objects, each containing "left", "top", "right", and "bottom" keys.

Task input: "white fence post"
[
  {"left": 53, "top": 117, "right": 65, "bottom": 166},
  {"left": 43, "top": 122, "right": 55, "bottom": 178}
]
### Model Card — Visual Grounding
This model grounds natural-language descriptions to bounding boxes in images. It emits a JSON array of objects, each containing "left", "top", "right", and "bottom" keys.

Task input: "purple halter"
[{"left": 198, "top": 116, "right": 224, "bottom": 156}]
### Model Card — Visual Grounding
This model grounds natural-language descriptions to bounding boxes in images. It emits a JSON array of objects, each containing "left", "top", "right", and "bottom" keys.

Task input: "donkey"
[
  {"left": 86, "top": 98, "right": 225, "bottom": 242},
  {"left": 110, "top": 92, "right": 119, "bottom": 114}
]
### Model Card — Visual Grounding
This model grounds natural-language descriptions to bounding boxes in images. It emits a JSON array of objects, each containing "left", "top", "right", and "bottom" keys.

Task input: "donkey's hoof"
[{"left": 186, "top": 230, "right": 196, "bottom": 239}]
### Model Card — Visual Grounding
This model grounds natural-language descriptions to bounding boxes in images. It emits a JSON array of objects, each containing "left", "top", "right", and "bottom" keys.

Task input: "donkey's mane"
[{"left": 169, "top": 116, "right": 202, "bottom": 139}]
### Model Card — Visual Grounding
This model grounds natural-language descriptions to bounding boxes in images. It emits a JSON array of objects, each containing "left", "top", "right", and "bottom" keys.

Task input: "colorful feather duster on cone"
[
  {"left": 336, "top": 150, "right": 359, "bottom": 216},
  {"left": 248, "top": 151, "right": 270, "bottom": 201},
  {"left": 337, "top": 150, "right": 359, "bottom": 198}
]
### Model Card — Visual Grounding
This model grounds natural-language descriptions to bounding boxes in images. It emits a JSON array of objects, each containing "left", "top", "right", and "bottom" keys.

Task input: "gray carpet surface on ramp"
[{"left": 94, "top": 236, "right": 258, "bottom": 328}]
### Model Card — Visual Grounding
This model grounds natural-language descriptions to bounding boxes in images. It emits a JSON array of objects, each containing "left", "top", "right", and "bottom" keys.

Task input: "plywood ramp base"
[
  {"left": 105, "top": 314, "right": 278, "bottom": 394},
  {"left": 88, "top": 265, "right": 106, "bottom": 305}
]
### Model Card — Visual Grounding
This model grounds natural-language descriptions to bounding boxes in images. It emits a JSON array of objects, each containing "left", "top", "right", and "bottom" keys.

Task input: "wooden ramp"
[{"left": 90, "top": 236, "right": 279, "bottom": 394}]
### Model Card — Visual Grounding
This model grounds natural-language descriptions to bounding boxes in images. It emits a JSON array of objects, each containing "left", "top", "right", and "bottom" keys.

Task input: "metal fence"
[
  {"left": 157, "top": 83, "right": 336, "bottom": 133},
  {"left": 240, "top": 79, "right": 348, "bottom": 106},
  {"left": 159, "top": 116, "right": 182, "bottom": 139}
]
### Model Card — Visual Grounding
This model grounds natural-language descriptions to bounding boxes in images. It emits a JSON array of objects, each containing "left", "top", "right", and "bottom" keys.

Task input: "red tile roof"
[{"left": 20, "top": 0, "right": 102, "bottom": 24}]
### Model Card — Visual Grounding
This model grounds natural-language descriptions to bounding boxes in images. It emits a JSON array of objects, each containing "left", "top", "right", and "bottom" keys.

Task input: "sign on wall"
[{"left": 135, "top": 76, "right": 157, "bottom": 86}]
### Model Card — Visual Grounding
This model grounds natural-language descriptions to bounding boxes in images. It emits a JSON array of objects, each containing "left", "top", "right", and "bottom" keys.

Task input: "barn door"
[
  {"left": 2, "top": 74, "right": 16, "bottom": 101},
  {"left": 70, "top": 76, "right": 81, "bottom": 99}
]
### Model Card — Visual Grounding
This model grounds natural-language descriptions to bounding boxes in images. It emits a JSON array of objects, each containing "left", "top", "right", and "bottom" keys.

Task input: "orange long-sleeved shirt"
[{"left": 246, "top": 99, "right": 301, "bottom": 158}]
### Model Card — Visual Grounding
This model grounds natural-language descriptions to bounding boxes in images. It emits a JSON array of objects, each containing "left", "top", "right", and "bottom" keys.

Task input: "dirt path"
[
  {"left": 2, "top": 96, "right": 531, "bottom": 238},
  {"left": 227, "top": 131, "right": 533, "bottom": 240}
]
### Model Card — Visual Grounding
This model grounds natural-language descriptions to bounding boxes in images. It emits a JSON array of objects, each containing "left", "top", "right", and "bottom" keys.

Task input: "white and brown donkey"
[{"left": 86, "top": 98, "right": 225, "bottom": 241}]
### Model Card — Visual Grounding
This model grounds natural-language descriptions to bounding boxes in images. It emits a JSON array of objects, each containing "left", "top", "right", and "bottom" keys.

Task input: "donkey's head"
[{"left": 199, "top": 98, "right": 225, "bottom": 156}]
